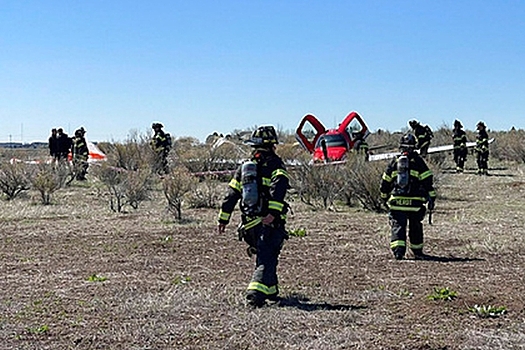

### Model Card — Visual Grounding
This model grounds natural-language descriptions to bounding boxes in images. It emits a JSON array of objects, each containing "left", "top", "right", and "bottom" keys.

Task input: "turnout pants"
[
  {"left": 453, "top": 148, "right": 467, "bottom": 171},
  {"left": 476, "top": 151, "right": 489, "bottom": 174},
  {"left": 246, "top": 224, "right": 286, "bottom": 300},
  {"left": 389, "top": 208, "right": 426, "bottom": 256}
]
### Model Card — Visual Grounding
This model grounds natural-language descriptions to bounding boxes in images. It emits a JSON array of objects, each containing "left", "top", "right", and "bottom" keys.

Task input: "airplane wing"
[
  {"left": 368, "top": 138, "right": 495, "bottom": 162},
  {"left": 427, "top": 138, "right": 495, "bottom": 155}
]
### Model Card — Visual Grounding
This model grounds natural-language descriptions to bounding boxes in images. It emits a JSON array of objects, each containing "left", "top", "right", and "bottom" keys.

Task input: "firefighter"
[
  {"left": 71, "top": 127, "right": 89, "bottom": 180},
  {"left": 352, "top": 132, "right": 370, "bottom": 161},
  {"left": 409, "top": 120, "right": 433, "bottom": 158},
  {"left": 475, "top": 121, "right": 490, "bottom": 175},
  {"left": 380, "top": 134, "right": 437, "bottom": 260},
  {"left": 56, "top": 128, "right": 72, "bottom": 161},
  {"left": 150, "top": 122, "right": 172, "bottom": 174},
  {"left": 217, "top": 125, "right": 290, "bottom": 308},
  {"left": 452, "top": 119, "right": 468, "bottom": 172},
  {"left": 48, "top": 128, "right": 58, "bottom": 161}
]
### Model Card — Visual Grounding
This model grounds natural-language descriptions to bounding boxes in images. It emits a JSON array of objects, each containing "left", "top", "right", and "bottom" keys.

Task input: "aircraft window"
[
  {"left": 301, "top": 121, "right": 317, "bottom": 144},
  {"left": 316, "top": 134, "right": 347, "bottom": 148}
]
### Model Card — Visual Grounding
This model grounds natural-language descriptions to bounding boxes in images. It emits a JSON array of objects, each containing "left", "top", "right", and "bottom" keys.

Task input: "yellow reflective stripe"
[
  {"left": 244, "top": 217, "right": 262, "bottom": 230},
  {"left": 380, "top": 193, "right": 389, "bottom": 199},
  {"left": 218, "top": 211, "right": 231, "bottom": 221},
  {"left": 419, "top": 170, "right": 433, "bottom": 180},
  {"left": 410, "top": 243, "right": 424, "bottom": 250},
  {"left": 390, "top": 240, "right": 406, "bottom": 249},
  {"left": 382, "top": 173, "right": 392, "bottom": 182},
  {"left": 389, "top": 205, "right": 421, "bottom": 212},
  {"left": 229, "top": 178, "right": 242, "bottom": 192},
  {"left": 393, "top": 196, "right": 426, "bottom": 201},
  {"left": 262, "top": 177, "right": 271, "bottom": 186},
  {"left": 410, "top": 169, "right": 420, "bottom": 177},
  {"left": 247, "top": 281, "right": 277, "bottom": 295},
  {"left": 272, "top": 168, "right": 289, "bottom": 179},
  {"left": 280, "top": 214, "right": 287, "bottom": 220},
  {"left": 268, "top": 200, "right": 284, "bottom": 212},
  {"left": 428, "top": 190, "right": 437, "bottom": 197}
]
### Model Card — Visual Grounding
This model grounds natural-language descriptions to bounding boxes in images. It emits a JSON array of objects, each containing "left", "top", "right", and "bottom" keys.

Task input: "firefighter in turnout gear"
[
  {"left": 380, "top": 134, "right": 437, "bottom": 260},
  {"left": 452, "top": 119, "right": 468, "bottom": 172},
  {"left": 409, "top": 120, "right": 433, "bottom": 158},
  {"left": 71, "top": 127, "right": 89, "bottom": 180},
  {"left": 475, "top": 121, "right": 490, "bottom": 175},
  {"left": 217, "top": 125, "right": 290, "bottom": 308},
  {"left": 150, "top": 122, "right": 172, "bottom": 174}
]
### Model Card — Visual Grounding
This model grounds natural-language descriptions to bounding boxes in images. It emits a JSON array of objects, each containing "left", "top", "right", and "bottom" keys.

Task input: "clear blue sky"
[{"left": 1, "top": 1, "right": 524, "bottom": 143}]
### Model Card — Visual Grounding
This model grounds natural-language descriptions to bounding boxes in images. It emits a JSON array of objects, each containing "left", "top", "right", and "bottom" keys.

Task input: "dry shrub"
[
  {"left": 0, "top": 162, "right": 31, "bottom": 200},
  {"left": 187, "top": 176, "right": 223, "bottom": 209},
  {"left": 367, "top": 129, "right": 402, "bottom": 153},
  {"left": 30, "top": 163, "right": 68, "bottom": 205},
  {"left": 490, "top": 129, "right": 525, "bottom": 163},
  {"left": 93, "top": 163, "right": 152, "bottom": 212},
  {"left": 174, "top": 136, "right": 248, "bottom": 173},
  {"left": 342, "top": 154, "right": 386, "bottom": 212},
  {"left": 292, "top": 162, "right": 347, "bottom": 210},
  {"left": 125, "top": 170, "right": 153, "bottom": 209},
  {"left": 162, "top": 166, "right": 198, "bottom": 220},
  {"left": 104, "top": 131, "right": 154, "bottom": 171}
]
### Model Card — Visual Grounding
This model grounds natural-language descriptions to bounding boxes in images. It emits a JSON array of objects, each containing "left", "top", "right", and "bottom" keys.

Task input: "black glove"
[{"left": 427, "top": 198, "right": 435, "bottom": 211}]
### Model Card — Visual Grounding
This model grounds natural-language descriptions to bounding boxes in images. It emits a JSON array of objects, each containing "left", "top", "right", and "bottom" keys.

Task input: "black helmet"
[
  {"left": 477, "top": 121, "right": 486, "bottom": 129},
  {"left": 454, "top": 119, "right": 463, "bottom": 128},
  {"left": 246, "top": 125, "right": 279, "bottom": 147},
  {"left": 152, "top": 122, "right": 163, "bottom": 129},
  {"left": 409, "top": 120, "right": 419, "bottom": 128},
  {"left": 400, "top": 133, "right": 417, "bottom": 151}
]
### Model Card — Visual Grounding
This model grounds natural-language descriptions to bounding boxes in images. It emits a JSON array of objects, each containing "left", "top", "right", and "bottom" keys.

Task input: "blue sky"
[{"left": 1, "top": 1, "right": 524, "bottom": 143}]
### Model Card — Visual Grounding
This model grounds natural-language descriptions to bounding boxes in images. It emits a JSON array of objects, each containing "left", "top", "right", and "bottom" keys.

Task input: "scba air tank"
[
  {"left": 396, "top": 155, "right": 410, "bottom": 193},
  {"left": 241, "top": 161, "right": 260, "bottom": 215}
]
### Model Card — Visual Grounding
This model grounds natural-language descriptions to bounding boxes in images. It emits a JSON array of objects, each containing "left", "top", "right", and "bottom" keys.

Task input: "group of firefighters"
[
  {"left": 216, "top": 120, "right": 492, "bottom": 308},
  {"left": 48, "top": 123, "right": 173, "bottom": 178},
  {"left": 48, "top": 126, "right": 89, "bottom": 180},
  {"left": 409, "top": 119, "right": 491, "bottom": 175}
]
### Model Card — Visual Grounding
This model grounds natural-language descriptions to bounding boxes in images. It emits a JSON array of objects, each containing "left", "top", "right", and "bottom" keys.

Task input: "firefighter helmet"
[
  {"left": 477, "top": 121, "right": 486, "bottom": 129},
  {"left": 454, "top": 119, "right": 463, "bottom": 128},
  {"left": 246, "top": 125, "right": 279, "bottom": 147},
  {"left": 409, "top": 120, "right": 419, "bottom": 128},
  {"left": 152, "top": 122, "right": 164, "bottom": 129},
  {"left": 399, "top": 133, "right": 417, "bottom": 151}
]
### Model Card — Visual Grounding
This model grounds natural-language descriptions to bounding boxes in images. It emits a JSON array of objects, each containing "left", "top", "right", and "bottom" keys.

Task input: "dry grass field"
[{"left": 1, "top": 154, "right": 525, "bottom": 349}]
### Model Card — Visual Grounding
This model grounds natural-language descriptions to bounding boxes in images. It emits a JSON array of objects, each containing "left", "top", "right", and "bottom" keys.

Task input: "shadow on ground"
[
  {"left": 413, "top": 254, "right": 485, "bottom": 263},
  {"left": 276, "top": 294, "right": 366, "bottom": 311}
]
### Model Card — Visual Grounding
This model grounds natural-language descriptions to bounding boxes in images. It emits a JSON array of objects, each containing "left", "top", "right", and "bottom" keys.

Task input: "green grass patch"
[
  {"left": 87, "top": 274, "right": 107, "bottom": 282},
  {"left": 426, "top": 287, "right": 457, "bottom": 301},
  {"left": 288, "top": 228, "right": 307, "bottom": 237}
]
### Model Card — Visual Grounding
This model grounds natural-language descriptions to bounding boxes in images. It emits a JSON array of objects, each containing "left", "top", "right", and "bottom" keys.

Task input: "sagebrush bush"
[
  {"left": 104, "top": 131, "right": 155, "bottom": 171},
  {"left": 490, "top": 129, "right": 525, "bottom": 163},
  {"left": 187, "top": 176, "right": 224, "bottom": 209},
  {"left": 92, "top": 163, "right": 153, "bottom": 212},
  {"left": 292, "top": 162, "right": 347, "bottom": 210},
  {"left": 30, "top": 163, "right": 67, "bottom": 205},
  {"left": 0, "top": 162, "right": 31, "bottom": 200},
  {"left": 162, "top": 165, "right": 198, "bottom": 220},
  {"left": 343, "top": 154, "right": 387, "bottom": 212},
  {"left": 174, "top": 136, "right": 248, "bottom": 173}
]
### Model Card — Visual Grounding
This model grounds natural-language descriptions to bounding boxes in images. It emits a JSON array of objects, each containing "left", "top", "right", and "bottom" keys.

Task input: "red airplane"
[{"left": 295, "top": 111, "right": 370, "bottom": 163}]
